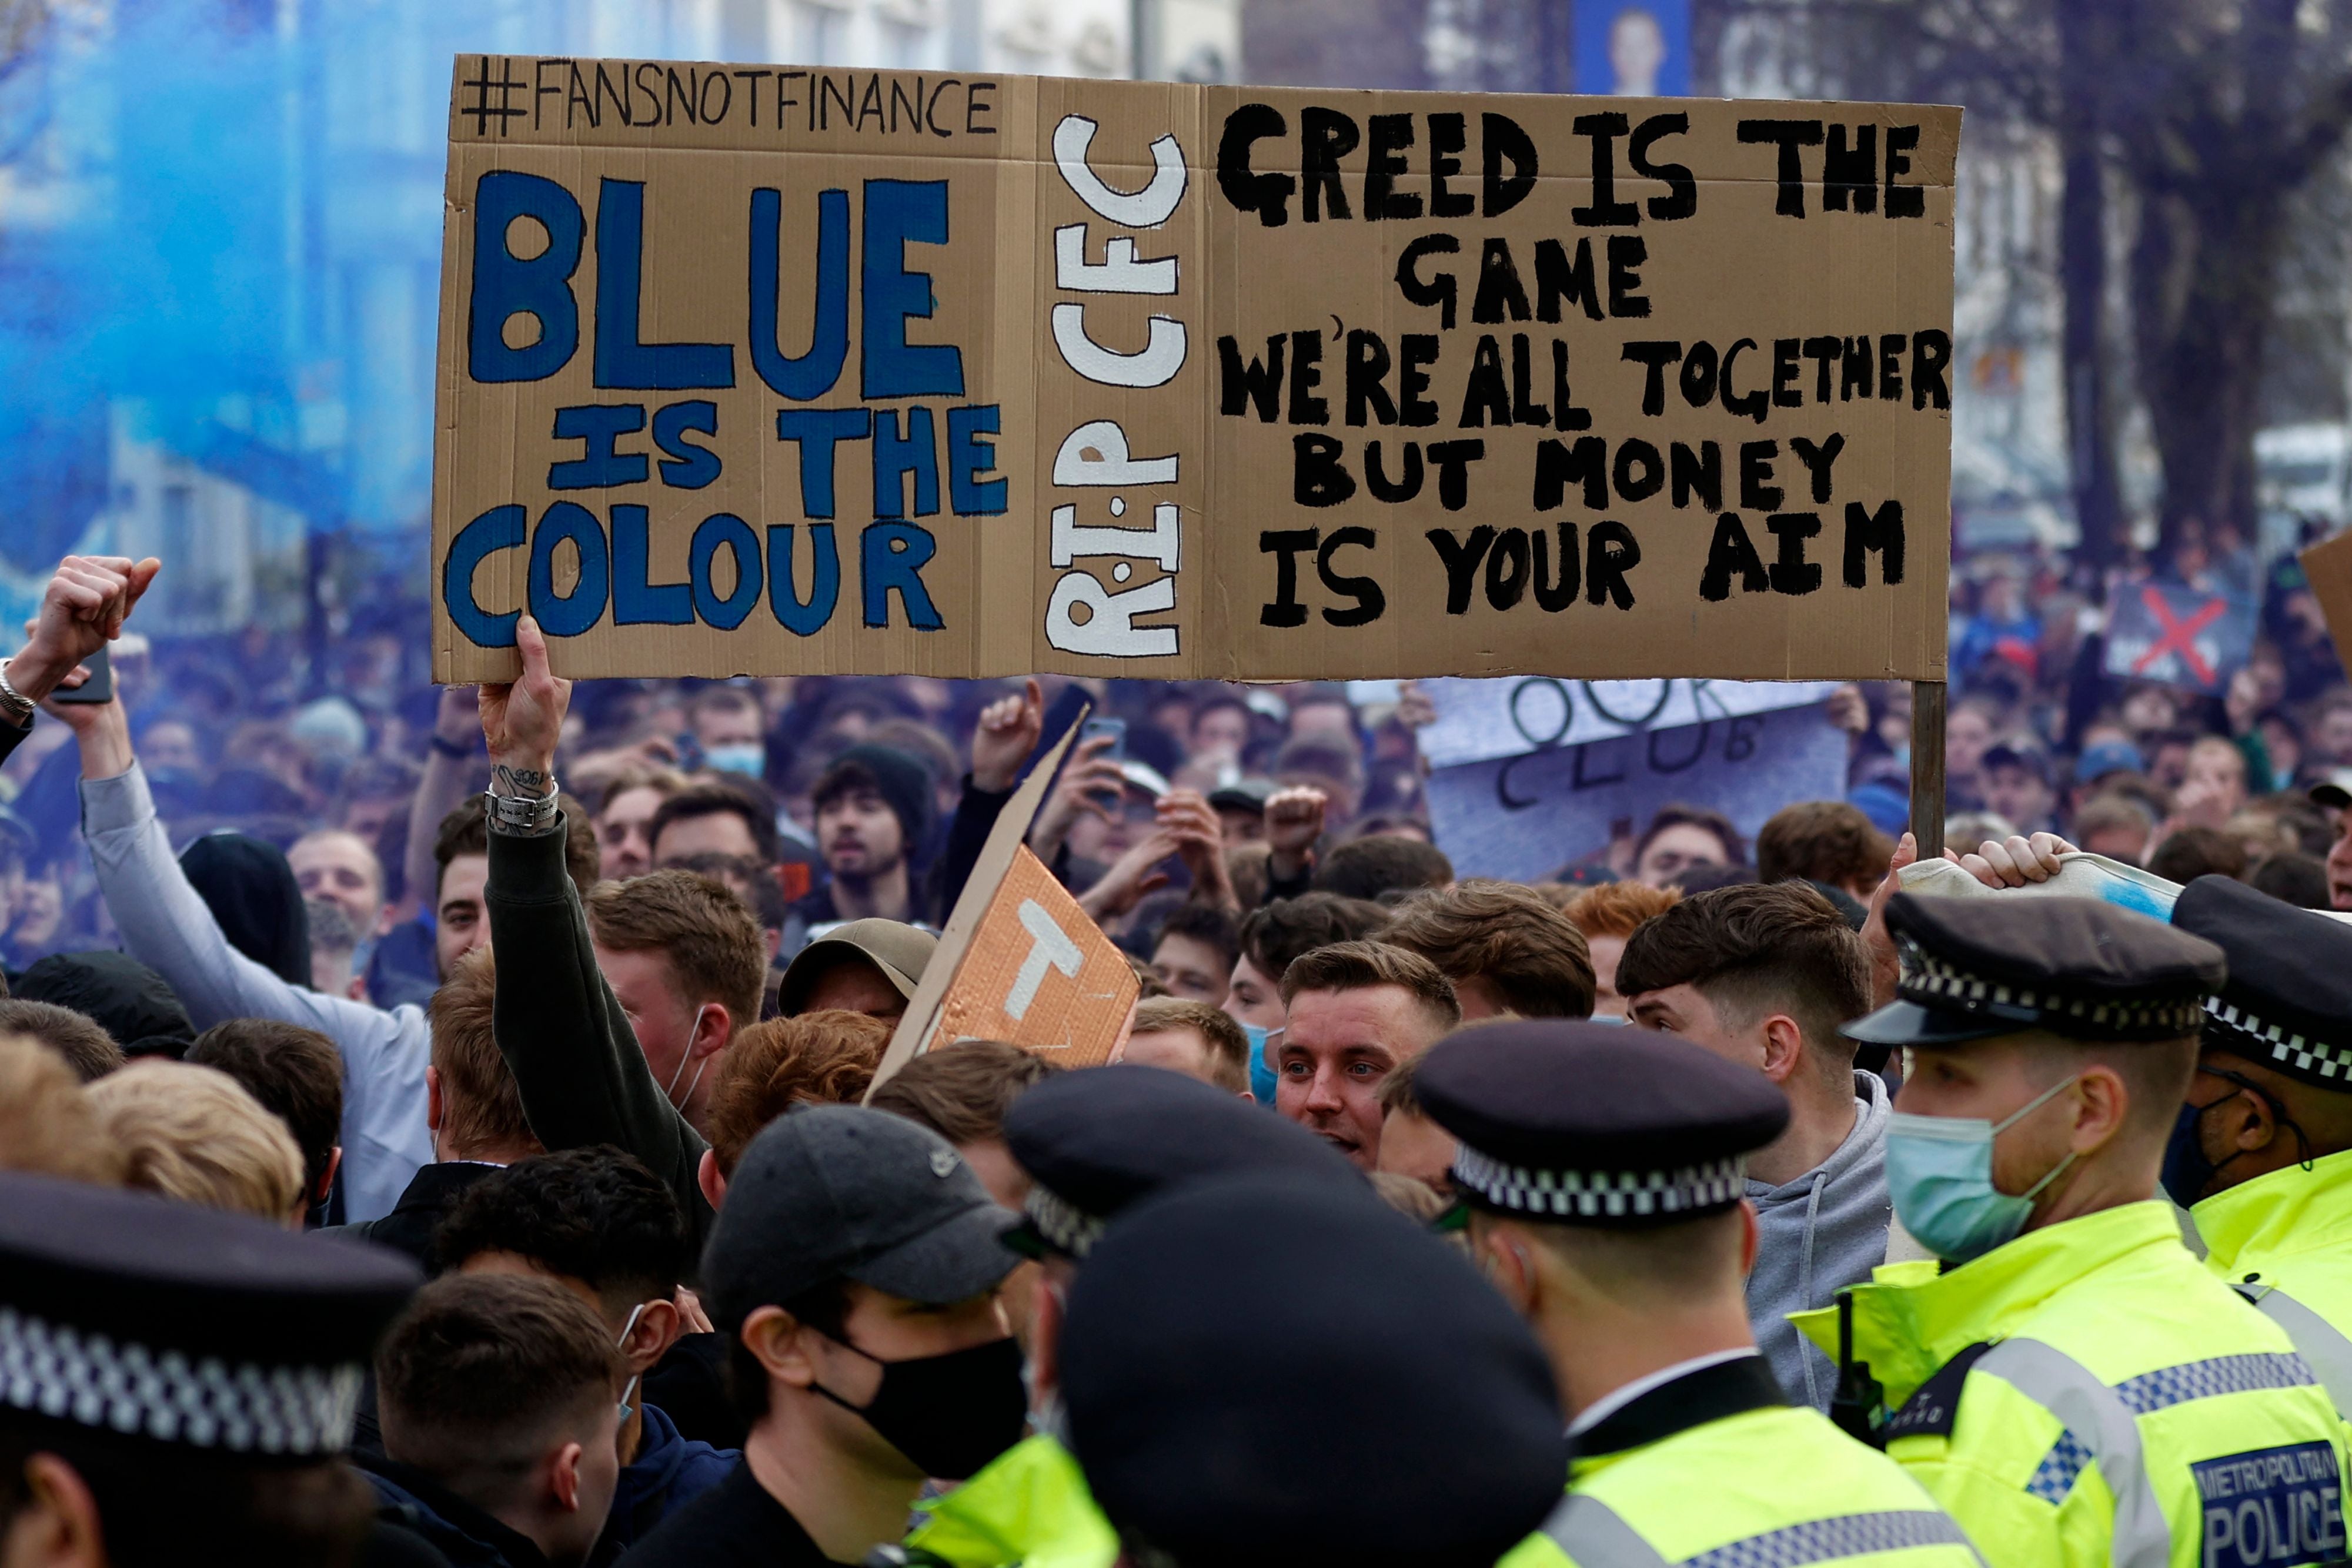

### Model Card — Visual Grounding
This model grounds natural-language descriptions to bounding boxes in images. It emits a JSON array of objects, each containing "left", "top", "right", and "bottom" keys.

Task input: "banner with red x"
[{"left": 2101, "top": 583, "right": 2254, "bottom": 695}]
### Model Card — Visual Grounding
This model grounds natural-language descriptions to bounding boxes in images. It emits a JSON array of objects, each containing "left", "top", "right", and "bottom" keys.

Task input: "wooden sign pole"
[{"left": 1910, "top": 680, "right": 1946, "bottom": 858}]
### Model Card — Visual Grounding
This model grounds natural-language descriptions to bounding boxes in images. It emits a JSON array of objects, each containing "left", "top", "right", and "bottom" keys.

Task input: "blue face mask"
[
  {"left": 1884, "top": 1074, "right": 2081, "bottom": 1264},
  {"left": 1242, "top": 1023, "right": 1282, "bottom": 1107},
  {"left": 704, "top": 741, "right": 766, "bottom": 779}
]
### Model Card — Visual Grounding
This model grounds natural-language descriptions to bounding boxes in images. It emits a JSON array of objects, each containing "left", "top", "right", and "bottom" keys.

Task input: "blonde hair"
[
  {"left": 83, "top": 1059, "right": 305, "bottom": 1222},
  {"left": 0, "top": 1035, "right": 128, "bottom": 1186}
]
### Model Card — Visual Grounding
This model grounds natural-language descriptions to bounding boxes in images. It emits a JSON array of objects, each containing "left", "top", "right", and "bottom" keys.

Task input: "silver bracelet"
[
  {"left": 484, "top": 788, "right": 561, "bottom": 837},
  {"left": 0, "top": 664, "right": 32, "bottom": 726}
]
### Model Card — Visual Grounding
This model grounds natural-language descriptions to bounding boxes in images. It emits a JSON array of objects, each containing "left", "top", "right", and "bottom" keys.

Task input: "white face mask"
[
  {"left": 663, "top": 1005, "right": 715, "bottom": 1111},
  {"left": 616, "top": 1300, "right": 649, "bottom": 1422}
]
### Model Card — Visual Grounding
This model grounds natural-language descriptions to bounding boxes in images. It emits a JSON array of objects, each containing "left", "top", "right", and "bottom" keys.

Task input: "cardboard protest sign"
[
  {"left": 2300, "top": 530, "right": 2352, "bottom": 674},
  {"left": 869, "top": 716, "right": 1135, "bottom": 1094},
  {"left": 433, "top": 58, "right": 1957, "bottom": 683},
  {"left": 1421, "top": 677, "right": 1843, "bottom": 881},
  {"left": 2101, "top": 583, "right": 2255, "bottom": 696}
]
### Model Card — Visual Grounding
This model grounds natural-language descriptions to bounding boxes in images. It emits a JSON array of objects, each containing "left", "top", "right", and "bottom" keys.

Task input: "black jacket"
[
  {"left": 325, "top": 1161, "right": 504, "bottom": 1273},
  {"left": 359, "top": 1454, "right": 553, "bottom": 1568}
]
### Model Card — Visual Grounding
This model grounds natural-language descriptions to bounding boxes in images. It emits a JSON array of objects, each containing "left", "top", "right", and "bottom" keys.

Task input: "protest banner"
[
  {"left": 432, "top": 58, "right": 1957, "bottom": 684},
  {"left": 870, "top": 716, "right": 1136, "bottom": 1093},
  {"left": 2301, "top": 529, "right": 2352, "bottom": 674},
  {"left": 1419, "top": 677, "right": 1845, "bottom": 881},
  {"left": 2100, "top": 582, "right": 2255, "bottom": 696}
]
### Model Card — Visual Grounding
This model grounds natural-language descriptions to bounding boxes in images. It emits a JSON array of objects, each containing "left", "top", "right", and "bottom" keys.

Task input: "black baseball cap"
[{"left": 703, "top": 1104, "right": 1017, "bottom": 1329}]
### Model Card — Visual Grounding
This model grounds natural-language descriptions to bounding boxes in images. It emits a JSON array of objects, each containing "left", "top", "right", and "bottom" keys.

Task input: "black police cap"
[
  {"left": 1414, "top": 1020, "right": 1789, "bottom": 1225},
  {"left": 1845, "top": 892, "right": 2225, "bottom": 1048},
  {"left": 1060, "top": 1177, "right": 1566, "bottom": 1568},
  {"left": 2174, "top": 874, "right": 2352, "bottom": 1089},
  {"left": 1001, "top": 1064, "right": 1359, "bottom": 1258},
  {"left": 0, "top": 1173, "right": 418, "bottom": 1457}
]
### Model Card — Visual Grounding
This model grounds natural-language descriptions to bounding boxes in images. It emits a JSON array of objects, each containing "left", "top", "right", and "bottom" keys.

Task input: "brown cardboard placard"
[
  {"left": 435, "top": 58, "right": 1957, "bottom": 684},
  {"left": 2302, "top": 531, "right": 2352, "bottom": 676},
  {"left": 866, "top": 711, "right": 1134, "bottom": 1092}
]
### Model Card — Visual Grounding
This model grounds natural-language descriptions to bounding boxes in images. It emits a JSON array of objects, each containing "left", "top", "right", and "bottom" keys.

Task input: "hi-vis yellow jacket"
[
  {"left": 903, "top": 1433, "right": 1116, "bottom": 1568},
  {"left": 1793, "top": 1201, "right": 2351, "bottom": 1568},
  {"left": 2196, "top": 1149, "right": 2352, "bottom": 1422}
]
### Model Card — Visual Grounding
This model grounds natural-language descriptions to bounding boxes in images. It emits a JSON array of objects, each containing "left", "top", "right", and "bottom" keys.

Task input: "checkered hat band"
[
  {"left": 1451, "top": 1144, "right": 1745, "bottom": 1220},
  {"left": 2206, "top": 998, "right": 2352, "bottom": 1085},
  {"left": 1023, "top": 1183, "right": 1107, "bottom": 1259},
  {"left": 1898, "top": 947, "right": 2206, "bottom": 1037},
  {"left": 0, "top": 1305, "right": 362, "bottom": 1456}
]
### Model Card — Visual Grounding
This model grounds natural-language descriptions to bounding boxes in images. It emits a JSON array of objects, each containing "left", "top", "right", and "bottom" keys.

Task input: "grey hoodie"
[{"left": 1744, "top": 1070, "right": 1892, "bottom": 1411}]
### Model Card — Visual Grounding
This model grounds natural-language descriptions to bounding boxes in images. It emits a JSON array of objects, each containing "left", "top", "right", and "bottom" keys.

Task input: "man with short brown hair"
[
  {"left": 0, "top": 998, "right": 121, "bottom": 1082},
  {"left": 1275, "top": 940, "right": 1461, "bottom": 1171},
  {"left": 1753, "top": 800, "right": 1894, "bottom": 900},
  {"left": 1616, "top": 881, "right": 1885, "bottom": 1409},
  {"left": 1124, "top": 997, "right": 1251, "bottom": 1095},
  {"left": 699, "top": 1010, "right": 891, "bottom": 1206},
  {"left": 188, "top": 1017, "right": 345, "bottom": 1219},
  {"left": 868, "top": 1040, "right": 1061, "bottom": 1208},
  {"left": 1379, "top": 879, "right": 1596, "bottom": 1019}
]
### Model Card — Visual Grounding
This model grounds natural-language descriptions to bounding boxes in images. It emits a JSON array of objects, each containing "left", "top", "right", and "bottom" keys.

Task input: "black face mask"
[
  {"left": 2160, "top": 1065, "right": 2310, "bottom": 1208},
  {"left": 811, "top": 1332, "right": 1028, "bottom": 1480}
]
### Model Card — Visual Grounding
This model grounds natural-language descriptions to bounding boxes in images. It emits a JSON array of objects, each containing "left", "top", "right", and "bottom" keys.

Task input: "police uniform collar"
[
  {"left": 2172, "top": 875, "right": 2352, "bottom": 1091},
  {"left": 1569, "top": 1352, "right": 1789, "bottom": 1459},
  {"left": 1414, "top": 1022, "right": 1789, "bottom": 1229},
  {"left": 1845, "top": 894, "right": 2224, "bottom": 1048}
]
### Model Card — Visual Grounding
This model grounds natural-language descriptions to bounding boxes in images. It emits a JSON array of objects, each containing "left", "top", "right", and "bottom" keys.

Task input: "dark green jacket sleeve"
[
  {"left": 0, "top": 713, "right": 28, "bottom": 768},
  {"left": 486, "top": 818, "right": 714, "bottom": 1251}
]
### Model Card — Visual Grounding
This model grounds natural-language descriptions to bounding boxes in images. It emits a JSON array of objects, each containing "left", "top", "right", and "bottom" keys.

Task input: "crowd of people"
[{"left": 12, "top": 547, "right": 2352, "bottom": 1568}]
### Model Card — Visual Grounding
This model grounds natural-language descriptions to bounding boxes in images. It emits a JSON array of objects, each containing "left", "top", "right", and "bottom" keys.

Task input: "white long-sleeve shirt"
[{"left": 80, "top": 762, "right": 433, "bottom": 1221}]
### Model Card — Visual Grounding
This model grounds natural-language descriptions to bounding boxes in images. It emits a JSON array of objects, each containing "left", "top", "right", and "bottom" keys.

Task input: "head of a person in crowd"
[
  {"left": 376, "top": 1273, "right": 623, "bottom": 1568},
  {"left": 1617, "top": 882, "right": 1871, "bottom": 1181},
  {"left": 288, "top": 827, "right": 390, "bottom": 941},
  {"left": 432, "top": 797, "right": 601, "bottom": 981},
  {"left": 1206, "top": 778, "right": 1272, "bottom": 845},
  {"left": 649, "top": 774, "right": 781, "bottom": 867},
  {"left": 1374, "top": 1054, "right": 1456, "bottom": 1196},
  {"left": 340, "top": 757, "right": 421, "bottom": 849},
  {"left": 5, "top": 854, "right": 62, "bottom": 957},
  {"left": 1276, "top": 941, "right": 1462, "bottom": 1171},
  {"left": 2147, "top": 824, "right": 2249, "bottom": 885},
  {"left": 2119, "top": 680, "right": 2180, "bottom": 744},
  {"left": 305, "top": 897, "right": 365, "bottom": 999},
  {"left": 586, "top": 870, "right": 766, "bottom": 1132},
  {"left": 1629, "top": 803, "right": 1745, "bottom": 888},
  {"left": 688, "top": 685, "right": 767, "bottom": 780},
  {"left": 437, "top": 1147, "right": 693, "bottom": 1465},
  {"left": 2259, "top": 706, "right": 2306, "bottom": 786},
  {"left": 136, "top": 713, "right": 203, "bottom": 776},
  {"left": 1559, "top": 881, "right": 1681, "bottom": 1019},
  {"left": 1414, "top": 1022, "right": 1787, "bottom": 1417},
  {"left": 1847, "top": 895, "right": 2220, "bottom": 1263},
  {"left": 1753, "top": 800, "right": 1893, "bottom": 902},
  {"left": 1351, "top": 813, "right": 1435, "bottom": 844},
  {"left": 83, "top": 1058, "right": 308, "bottom": 1226},
  {"left": 1944, "top": 694, "right": 2002, "bottom": 788},
  {"left": 2311, "top": 776, "right": 2352, "bottom": 910},
  {"left": 1310, "top": 834, "right": 1454, "bottom": 904},
  {"left": 2146, "top": 727, "right": 2200, "bottom": 793},
  {"left": 2250, "top": 850, "right": 2331, "bottom": 910},
  {"left": 0, "top": 1035, "right": 129, "bottom": 1185},
  {"left": 867, "top": 1040, "right": 1060, "bottom": 1208},
  {"left": 2183, "top": 734, "right": 2251, "bottom": 820},
  {"left": 812, "top": 745, "right": 935, "bottom": 888},
  {"left": 188, "top": 1018, "right": 343, "bottom": 1218},
  {"left": 1271, "top": 733, "right": 1364, "bottom": 824},
  {"left": 14, "top": 951, "right": 193, "bottom": 1059},
  {"left": 0, "top": 998, "right": 122, "bottom": 1084},
  {"left": 428, "top": 948, "right": 546, "bottom": 1166},
  {"left": 1222, "top": 892, "right": 1392, "bottom": 1037},
  {"left": 864, "top": 716, "right": 966, "bottom": 819},
  {"left": 0, "top": 1172, "right": 410, "bottom": 1568},
  {"left": 1980, "top": 745, "right": 2057, "bottom": 838},
  {"left": 178, "top": 830, "right": 312, "bottom": 989},
  {"left": 703, "top": 1106, "right": 1025, "bottom": 1520},
  {"left": 1190, "top": 693, "right": 1253, "bottom": 763},
  {"left": 1122, "top": 997, "right": 1251, "bottom": 1096},
  {"left": 1148, "top": 901, "right": 1238, "bottom": 1006},
  {"left": 2167, "top": 875, "right": 2352, "bottom": 1205},
  {"left": 594, "top": 761, "right": 687, "bottom": 881},
  {"left": 1285, "top": 683, "right": 1357, "bottom": 741},
  {"left": 1058, "top": 1176, "right": 1565, "bottom": 1568},
  {"left": 2071, "top": 737, "right": 2149, "bottom": 807},
  {"left": 1379, "top": 880, "right": 1596, "bottom": 1019},
  {"left": 699, "top": 1009, "right": 891, "bottom": 1208},
  {"left": 776, "top": 918, "right": 934, "bottom": 1021}
]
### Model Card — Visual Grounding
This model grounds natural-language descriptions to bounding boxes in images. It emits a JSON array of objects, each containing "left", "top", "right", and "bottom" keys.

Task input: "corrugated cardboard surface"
[
  {"left": 2303, "top": 530, "right": 2352, "bottom": 677},
  {"left": 922, "top": 845, "right": 1137, "bottom": 1064},
  {"left": 435, "top": 57, "right": 1956, "bottom": 682}
]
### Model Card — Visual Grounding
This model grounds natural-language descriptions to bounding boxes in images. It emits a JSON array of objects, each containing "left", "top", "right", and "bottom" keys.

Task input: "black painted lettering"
[
  {"left": 1571, "top": 112, "right": 1640, "bottom": 226},
  {"left": 1259, "top": 527, "right": 1317, "bottom": 626},
  {"left": 1533, "top": 523, "right": 1579, "bottom": 610},
  {"left": 1220, "top": 335, "right": 1285, "bottom": 420},
  {"left": 1551, "top": 340, "right": 1592, "bottom": 431},
  {"left": 1615, "top": 439, "right": 1665, "bottom": 503},
  {"left": 1844, "top": 499, "right": 1906, "bottom": 585},
  {"left": 1293, "top": 433, "right": 1356, "bottom": 506},
  {"left": 1700, "top": 512, "right": 1768, "bottom": 600},
  {"left": 1720, "top": 339, "right": 1767, "bottom": 423},
  {"left": 1671, "top": 441, "right": 1722, "bottom": 510},
  {"left": 1912, "top": 330, "right": 1952, "bottom": 410},
  {"left": 1317, "top": 526, "right": 1386, "bottom": 624},
  {"left": 1400, "top": 335, "right": 1442, "bottom": 426},
  {"left": 1879, "top": 333, "right": 1906, "bottom": 402},
  {"left": 1607, "top": 235, "right": 1650, "bottom": 317},
  {"left": 1803, "top": 335, "right": 1842, "bottom": 402},
  {"left": 1366, "top": 440, "right": 1422, "bottom": 501},
  {"left": 1428, "top": 112, "right": 1474, "bottom": 217},
  {"left": 1483, "top": 113, "right": 1539, "bottom": 216},
  {"left": 1840, "top": 335, "right": 1873, "bottom": 400},
  {"left": 1736, "top": 118, "right": 1825, "bottom": 217},
  {"left": 1472, "top": 239, "right": 1532, "bottom": 323},
  {"left": 1426, "top": 439, "right": 1486, "bottom": 510},
  {"left": 1587, "top": 521, "right": 1640, "bottom": 608},
  {"left": 1301, "top": 107, "right": 1359, "bottom": 222},
  {"left": 1347, "top": 330, "right": 1396, "bottom": 426},
  {"left": 1886, "top": 126, "right": 1925, "bottom": 218},
  {"left": 1459, "top": 336, "right": 1511, "bottom": 428},
  {"left": 1622, "top": 341, "right": 1682, "bottom": 416},
  {"left": 1486, "top": 527, "right": 1531, "bottom": 609},
  {"left": 1535, "top": 437, "right": 1607, "bottom": 511},
  {"left": 1767, "top": 512, "right": 1823, "bottom": 594},
  {"left": 1789, "top": 433, "right": 1845, "bottom": 503},
  {"left": 1629, "top": 113, "right": 1697, "bottom": 220},
  {"left": 1396, "top": 235, "right": 1461, "bottom": 330},
  {"left": 1740, "top": 441, "right": 1783, "bottom": 510},
  {"left": 1365, "top": 113, "right": 1422, "bottom": 220},
  {"left": 1428, "top": 524, "right": 1495, "bottom": 613},
  {"left": 1217, "top": 104, "right": 1294, "bottom": 227},
  {"left": 1823, "top": 124, "right": 1877, "bottom": 212},
  {"left": 1772, "top": 337, "right": 1803, "bottom": 407},
  {"left": 1511, "top": 336, "right": 1551, "bottom": 427},
  {"left": 1533, "top": 238, "right": 1603, "bottom": 323},
  {"left": 1289, "top": 329, "right": 1329, "bottom": 425}
]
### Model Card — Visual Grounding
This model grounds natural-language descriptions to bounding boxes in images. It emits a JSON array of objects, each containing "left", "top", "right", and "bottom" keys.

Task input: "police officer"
[
  {"left": 1057, "top": 1175, "right": 1568, "bottom": 1568},
  {"left": 2170, "top": 873, "right": 2352, "bottom": 1410},
  {"left": 0, "top": 1171, "right": 419, "bottom": 1566},
  {"left": 898, "top": 1064, "right": 1357, "bottom": 1568},
  {"left": 1408, "top": 1021, "right": 1980, "bottom": 1568},
  {"left": 1826, "top": 893, "right": 2350, "bottom": 1568}
]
